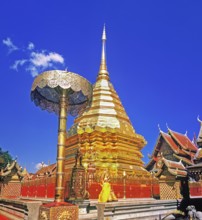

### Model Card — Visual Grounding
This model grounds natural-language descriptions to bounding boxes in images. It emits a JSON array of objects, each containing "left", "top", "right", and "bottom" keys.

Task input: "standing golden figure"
[{"left": 98, "top": 174, "right": 117, "bottom": 203}]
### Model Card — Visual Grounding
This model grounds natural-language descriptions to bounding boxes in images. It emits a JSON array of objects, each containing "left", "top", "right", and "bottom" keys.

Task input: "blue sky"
[{"left": 0, "top": 1, "right": 202, "bottom": 172}]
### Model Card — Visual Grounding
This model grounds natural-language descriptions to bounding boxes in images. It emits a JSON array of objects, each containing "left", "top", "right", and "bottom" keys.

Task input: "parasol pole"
[{"left": 55, "top": 89, "right": 67, "bottom": 202}]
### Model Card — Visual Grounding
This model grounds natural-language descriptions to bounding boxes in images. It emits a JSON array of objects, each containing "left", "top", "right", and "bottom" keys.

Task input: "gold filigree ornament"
[
  {"left": 31, "top": 70, "right": 92, "bottom": 116},
  {"left": 40, "top": 211, "right": 48, "bottom": 220},
  {"left": 58, "top": 210, "right": 72, "bottom": 220}
]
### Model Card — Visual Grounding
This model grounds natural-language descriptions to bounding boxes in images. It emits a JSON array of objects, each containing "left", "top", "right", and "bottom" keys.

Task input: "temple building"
[
  {"left": 64, "top": 27, "right": 155, "bottom": 199},
  {"left": 21, "top": 163, "right": 56, "bottom": 198},
  {"left": 146, "top": 120, "right": 202, "bottom": 200},
  {"left": 0, "top": 149, "right": 26, "bottom": 198}
]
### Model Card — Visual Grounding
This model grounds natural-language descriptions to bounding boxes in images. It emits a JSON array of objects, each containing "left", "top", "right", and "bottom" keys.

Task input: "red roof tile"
[
  {"left": 169, "top": 130, "right": 198, "bottom": 152},
  {"left": 161, "top": 132, "right": 187, "bottom": 155},
  {"left": 33, "top": 163, "right": 56, "bottom": 179}
]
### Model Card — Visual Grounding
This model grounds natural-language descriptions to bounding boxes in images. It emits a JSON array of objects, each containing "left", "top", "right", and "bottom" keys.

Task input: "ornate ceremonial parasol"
[{"left": 31, "top": 70, "right": 92, "bottom": 203}]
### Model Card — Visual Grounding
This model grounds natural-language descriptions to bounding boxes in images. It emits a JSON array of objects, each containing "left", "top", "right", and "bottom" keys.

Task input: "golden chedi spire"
[
  {"left": 66, "top": 26, "right": 148, "bottom": 184},
  {"left": 97, "top": 25, "right": 109, "bottom": 81},
  {"left": 75, "top": 26, "right": 145, "bottom": 142}
]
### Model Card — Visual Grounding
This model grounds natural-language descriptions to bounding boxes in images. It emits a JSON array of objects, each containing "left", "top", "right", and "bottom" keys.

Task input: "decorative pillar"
[{"left": 55, "top": 90, "right": 67, "bottom": 202}]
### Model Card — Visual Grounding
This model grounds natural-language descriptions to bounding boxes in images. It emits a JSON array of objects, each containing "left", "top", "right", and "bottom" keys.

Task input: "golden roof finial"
[{"left": 97, "top": 24, "right": 109, "bottom": 81}]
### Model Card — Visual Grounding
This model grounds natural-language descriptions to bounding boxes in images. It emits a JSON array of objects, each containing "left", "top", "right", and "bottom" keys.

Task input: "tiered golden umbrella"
[{"left": 31, "top": 70, "right": 92, "bottom": 203}]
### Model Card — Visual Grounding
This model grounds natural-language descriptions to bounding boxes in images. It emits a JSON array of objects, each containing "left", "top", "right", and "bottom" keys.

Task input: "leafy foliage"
[{"left": 0, "top": 148, "right": 13, "bottom": 169}]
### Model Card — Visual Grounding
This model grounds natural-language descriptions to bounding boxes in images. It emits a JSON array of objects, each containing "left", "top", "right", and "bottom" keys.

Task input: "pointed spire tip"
[{"left": 102, "top": 24, "right": 106, "bottom": 41}]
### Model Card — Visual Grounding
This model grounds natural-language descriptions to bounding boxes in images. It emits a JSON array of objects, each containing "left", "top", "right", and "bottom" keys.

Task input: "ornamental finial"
[
  {"left": 166, "top": 122, "right": 170, "bottom": 130},
  {"left": 97, "top": 25, "right": 109, "bottom": 81},
  {"left": 158, "top": 124, "right": 162, "bottom": 132},
  {"left": 197, "top": 115, "right": 202, "bottom": 123}
]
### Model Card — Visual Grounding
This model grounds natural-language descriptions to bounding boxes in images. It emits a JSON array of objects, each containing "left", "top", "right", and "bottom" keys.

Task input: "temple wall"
[
  {"left": 21, "top": 175, "right": 160, "bottom": 200},
  {"left": 159, "top": 180, "right": 181, "bottom": 200},
  {"left": 21, "top": 176, "right": 56, "bottom": 198},
  {"left": 0, "top": 182, "right": 21, "bottom": 198},
  {"left": 190, "top": 181, "right": 202, "bottom": 197}
]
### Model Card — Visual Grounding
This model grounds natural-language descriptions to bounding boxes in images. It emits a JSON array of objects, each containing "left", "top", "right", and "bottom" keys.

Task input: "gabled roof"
[
  {"left": 169, "top": 129, "right": 198, "bottom": 152},
  {"left": 146, "top": 128, "right": 196, "bottom": 172},
  {"left": 155, "top": 157, "right": 187, "bottom": 178},
  {"left": 32, "top": 163, "right": 56, "bottom": 180},
  {"left": 161, "top": 132, "right": 187, "bottom": 156}
]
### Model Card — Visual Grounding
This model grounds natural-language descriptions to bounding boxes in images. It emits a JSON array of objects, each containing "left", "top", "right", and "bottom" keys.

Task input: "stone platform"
[
  {"left": 0, "top": 198, "right": 189, "bottom": 220},
  {"left": 0, "top": 198, "right": 42, "bottom": 220},
  {"left": 79, "top": 199, "right": 178, "bottom": 220}
]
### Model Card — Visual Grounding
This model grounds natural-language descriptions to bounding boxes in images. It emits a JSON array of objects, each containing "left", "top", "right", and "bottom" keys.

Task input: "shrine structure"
[
  {"left": 0, "top": 149, "right": 26, "bottom": 198},
  {"left": 146, "top": 120, "right": 202, "bottom": 200},
  {"left": 64, "top": 27, "right": 156, "bottom": 199}
]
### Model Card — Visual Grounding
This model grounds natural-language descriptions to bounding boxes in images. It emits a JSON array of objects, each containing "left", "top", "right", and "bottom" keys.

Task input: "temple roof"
[
  {"left": 161, "top": 132, "right": 187, "bottom": 156},
  {"left": 173, "top": 154, "right": 193, "bottom": 165},
  {"left": 0, "top": 160, "right": 25, "bottom": 179},
  {"left": 32, "top": 163, "right": 56, "bottom": 179},
  {"left": 188, "top": 162, "right": 202, "bottom": 169},
  {"left": 155, "top": 157, "right": 187, "bottom": 178},
  {"left": 168, "top": 129, "right": 198, "bottom": 152},
  {"left": 72, "top": 27, "right": 146, "bottom": 145},
  {"left": 145, "top": 127, "right": 197, "bottom": 173}
]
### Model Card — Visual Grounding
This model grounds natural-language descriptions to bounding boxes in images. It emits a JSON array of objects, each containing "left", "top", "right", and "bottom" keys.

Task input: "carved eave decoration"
[
  {"left": 0, "top": 160, "right": 24, "bottom": 181},
  {"left": 194, "top": 148, "right": 202, "bottom": 160},
  {"left": 154, "top": 157, "right": 187, "bottom": 178},
  {"left": 181, "top": 149, "right": 195, "bottom": 159},
  {"left": 173, "top": 154, "right": 193, "bottom": 166},
  {"left": 154, "top": 168, "right": 163, "bottom": 177}
]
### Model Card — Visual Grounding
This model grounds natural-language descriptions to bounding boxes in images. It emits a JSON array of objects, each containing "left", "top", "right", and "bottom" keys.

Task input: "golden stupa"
[{"left": 65, "top": 27, "right": 150, "bottom": 198}]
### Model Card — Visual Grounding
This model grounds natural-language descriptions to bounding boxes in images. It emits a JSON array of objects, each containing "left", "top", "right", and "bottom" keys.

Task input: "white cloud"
[
  {"left": 30, "top": 51, "right": 64, "bottom": 67},
  {"left": 2, "top": 37, "right": 18, "bottom": 53},
  {"left": 3, "top": 37, "right": 66, "bottom": 77},
  {"left": 35, "top": 162, "right": 48, "bottom": 170},
  {"left": 26, "top": 65, "right": 38, "bottom": 77},
  {"left": 27, "top": 42, "right": 35, "bottom": 50},
  {"left": 11, "top": 59, "right": 27, "bottom": 71}
]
